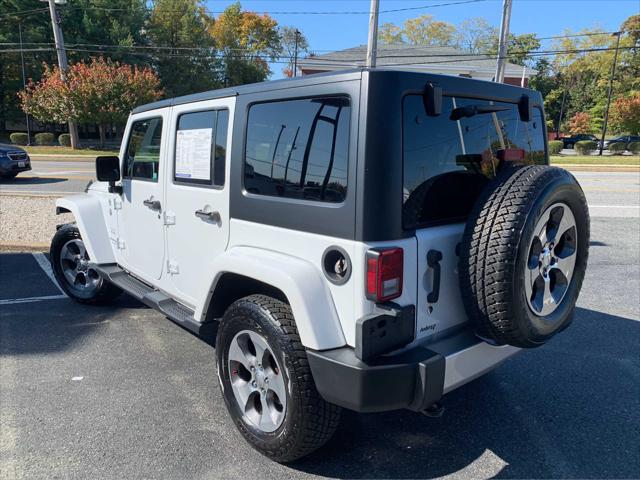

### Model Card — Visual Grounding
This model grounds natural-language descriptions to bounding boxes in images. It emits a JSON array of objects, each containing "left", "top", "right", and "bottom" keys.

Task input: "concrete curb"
[
  {"left": 558, "top": 164, "right": 639, "bottom": 173},
  {"left": 0, "top": 192, "right": 63, "bottom": 198},
  {"left": 0, "top": 242, "right": 48, "bottom": 252}
]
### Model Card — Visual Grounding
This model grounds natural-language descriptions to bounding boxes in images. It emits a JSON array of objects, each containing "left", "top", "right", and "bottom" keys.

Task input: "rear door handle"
[
  {"left": 427, "top": 249, "right": 443, "bottom": 303},
  {"left": 143, "top": 198, "right": 161, "bottom": 211},
  {"left": 195, "top": 209, "right": 220, "bottom": 222}
]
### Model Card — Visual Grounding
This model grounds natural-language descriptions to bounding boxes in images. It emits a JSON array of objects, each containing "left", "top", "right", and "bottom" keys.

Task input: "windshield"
[{"left": 402, "top": 95, "right": 546, "bottom": 229}]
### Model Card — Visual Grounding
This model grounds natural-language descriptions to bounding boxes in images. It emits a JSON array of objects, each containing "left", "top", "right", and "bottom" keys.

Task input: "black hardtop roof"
[{"left": 131, "top": 68, "right": 537, "bottom": 114}]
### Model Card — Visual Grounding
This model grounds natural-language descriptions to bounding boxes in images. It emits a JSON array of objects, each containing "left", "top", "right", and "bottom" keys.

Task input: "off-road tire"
[
  {"left": 216, "top": 294, "right": 341, "bottom": 462},
  {"left": 459, "top": 165, "right": 589, "bottom": 348},
  {"left": 50, "top": 224, "right": 122, "bottom": 304}
]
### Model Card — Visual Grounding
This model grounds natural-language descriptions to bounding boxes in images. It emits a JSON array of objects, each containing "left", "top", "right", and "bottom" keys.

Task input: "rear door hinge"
[
  {"left": 167, "top": 260, "right": 179, "bottom": 275},
  {"left": 110, "top": 235, "right": 125, "bottom": 250},
  {"left": 164, "top": 211, "right": 176, "bottom": 225},
  {"left": 112, "top": 197, "right": 123, "bottom": 210}
]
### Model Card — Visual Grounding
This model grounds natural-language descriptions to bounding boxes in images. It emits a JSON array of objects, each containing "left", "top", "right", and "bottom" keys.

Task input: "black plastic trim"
[
  {"left": 307, "top": 344, "right": 445, "bottom": 413},
  {"left": 356, "top": 304, "right": 415, "bottom": 361}
]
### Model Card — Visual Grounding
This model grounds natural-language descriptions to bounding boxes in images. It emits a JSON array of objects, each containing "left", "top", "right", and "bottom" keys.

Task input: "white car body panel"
[
  {"left": 55, "top": 194, "right": 116, "bottom": 264},
  {"left": 163, "top": 97, "right": 235, "bottom": 308},
  {"left": 200, "top": 242, "right": 346, "bottom": 350}
]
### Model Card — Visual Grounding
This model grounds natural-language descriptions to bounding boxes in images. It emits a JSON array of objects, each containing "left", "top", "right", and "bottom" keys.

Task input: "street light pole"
[
  {"left": 366, "top": 0, "right": 380, "bottom": 68},
  {"left": 18, "top": 22, "right": 32, "bottom": 145},
  {"left": 494, "top": 0, "right": 513, "bottom": 83},
  {"left": 45, "top": 0, "right": 80, "bottom": 148},
  {"left": 599, "top": 31, "right": 621, "bottom": 156}
]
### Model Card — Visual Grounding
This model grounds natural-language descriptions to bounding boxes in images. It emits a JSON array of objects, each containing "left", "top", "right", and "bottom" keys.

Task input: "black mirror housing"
[
  {"left": 96, "top": 156, "right": 122, "bottom": 193},
  {"left": 423, "top": 82, "right": 442, "bottom": 117},
  {"left": 518, "top": 94, "right": 533, "bottom": 122},
  {"left": 96, "top": 156, "right": 120, "bottom": 182}
]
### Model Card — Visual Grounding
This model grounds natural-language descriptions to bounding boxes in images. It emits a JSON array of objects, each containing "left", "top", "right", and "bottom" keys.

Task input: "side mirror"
[
  {"left": 96, "top": 156, "right": 121, "bottom": 193},
  {"left": 518, "top": 94, "right": 533, "bottom": 122},
  {"left": 423, "top": 82, "right": 442, "bottom": 117}
]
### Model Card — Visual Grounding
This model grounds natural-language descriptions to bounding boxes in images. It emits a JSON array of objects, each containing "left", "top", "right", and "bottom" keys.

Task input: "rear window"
[{"left": 402, "top": 95, "right": 545, "bottom": 229}]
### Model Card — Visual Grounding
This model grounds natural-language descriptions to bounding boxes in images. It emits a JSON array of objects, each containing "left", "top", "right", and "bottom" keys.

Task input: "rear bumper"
[{"left": 307, "top": 329, "right": 520, "bottom": 413}]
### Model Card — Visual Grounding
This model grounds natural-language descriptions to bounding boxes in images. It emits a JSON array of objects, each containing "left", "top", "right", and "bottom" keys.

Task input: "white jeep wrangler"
[{"left": 50, "top": 69, "right": 589, "bottom": 462}]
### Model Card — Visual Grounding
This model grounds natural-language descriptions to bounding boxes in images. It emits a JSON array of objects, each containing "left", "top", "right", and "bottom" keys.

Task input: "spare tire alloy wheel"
[
  {"left": 525, "top": 203, "right": 577, "bottom": 316},
  {"left": 228, "top": 330, "right": 287, "bottom": 432},
  {"left": 459, "top": 165, "right": 589, "bottom": 348}
]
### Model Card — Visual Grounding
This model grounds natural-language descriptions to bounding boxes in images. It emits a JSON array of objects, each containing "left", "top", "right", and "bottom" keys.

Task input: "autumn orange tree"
[
  {"left": 610, "top": 92, "right": 640, "bottom": 135},
  {"left": 20, "top": 57, "right": 163, "bottom": 147},
  {"left": 567, "top": 112, "right": 592, "bottom": 135}
]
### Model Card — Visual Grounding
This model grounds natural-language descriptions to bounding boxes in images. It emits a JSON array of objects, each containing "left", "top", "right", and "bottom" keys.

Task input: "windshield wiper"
[{"left": 450, "top": 104, "right": 511, "bottom": 121}]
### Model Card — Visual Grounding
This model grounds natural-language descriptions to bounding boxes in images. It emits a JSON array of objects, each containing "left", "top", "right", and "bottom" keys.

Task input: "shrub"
[
  {"left": 575, "top": 140, "right": 597, "bottom": 155},
  {"left": 58, "top": 133, "right": 71, "bottom": 147},
  {"left": 548, "top": 140, "right": 563, "bottom": 155},
  {"left": 9, "top": 132, "right": 28, "bottom": 145},
  {"left": 608, "top": 142, "right": 627, "bottom": 154},
  {"left": 628, "top": 141, "right": 640, "bottom": 155},
  {"left": 34, "top": 132, "right": 55, "bottom": 145}
]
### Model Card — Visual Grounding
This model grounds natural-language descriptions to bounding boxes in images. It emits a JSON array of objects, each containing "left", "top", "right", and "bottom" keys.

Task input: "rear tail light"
[
  {"left": 366, "top": 247, "right": 403, "bottom": 302},
  {"left": 497, "top": 148, "right": 525, "bottom": 162}
]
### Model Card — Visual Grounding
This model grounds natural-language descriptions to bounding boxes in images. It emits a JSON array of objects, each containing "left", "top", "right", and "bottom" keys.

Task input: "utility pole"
[
  {"left": 293, "top": 29, "right": 299, "bottom": 77},
  {"left": 46, "top": 0, "right": 80, "bottom": 149},
  {"left": 599, "top": 31, "right": 621, "bottom": 156},
  {"left": 18, "top": 22, "right": 31, "bottom": 145},
  {"left": 494, "top": 0, "right": 513, "bottom": 83},
  {"left": 366, "top": 0, "right": 380, "bottom": 68}
]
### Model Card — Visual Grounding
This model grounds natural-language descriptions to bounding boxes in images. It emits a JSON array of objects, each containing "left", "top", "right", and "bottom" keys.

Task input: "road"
[
  {"left": 0, "top": 160, "right": 94, "bottom": 195},
  {"left": 0, "top": 166, "right": 639, "bottom": 479}
]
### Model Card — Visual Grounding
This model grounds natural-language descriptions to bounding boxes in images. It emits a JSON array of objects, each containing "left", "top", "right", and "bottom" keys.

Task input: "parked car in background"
[
  {"left": 561, "top": 134, "right": 598, "bottom": 149},
  {"left": 0, "top": 144, "right": 31, "bottom": 179},
  {"left": 600, "top": 135, "right": 640, "bottom": 151}
]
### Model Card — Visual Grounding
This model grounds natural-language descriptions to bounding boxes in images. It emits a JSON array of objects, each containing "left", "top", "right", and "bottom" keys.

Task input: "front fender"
[
  {"left": 197, "top": 246, "right": 346, "bottom": 351},
  {"left": 56, "top": 194, "right": 115, "bottom": 264}
]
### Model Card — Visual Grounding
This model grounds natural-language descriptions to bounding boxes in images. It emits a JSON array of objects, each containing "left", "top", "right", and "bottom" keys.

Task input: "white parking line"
[
  {"left": 0, "top": 294, "right": 67, "bottom": 305},
  {"left": 589, "top": 205, "right": 639, "bottom": 208},
  {"left": 32, "top": 252, "right": 67, "bottom": 296}
]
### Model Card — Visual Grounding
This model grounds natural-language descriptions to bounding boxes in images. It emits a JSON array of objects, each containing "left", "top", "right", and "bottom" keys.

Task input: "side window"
[
  {"left": 124, "top": 117, "right": 163, "bottom": 182},
  {"left": 174, "top": 109, "right": 229, "bottom": 187},
  {"left": 244, "top": 96, "right": 350, "bottom": 203}
]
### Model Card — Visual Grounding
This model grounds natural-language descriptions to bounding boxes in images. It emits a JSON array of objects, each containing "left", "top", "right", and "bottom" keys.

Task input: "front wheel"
[
  {"left": 50, "top": 224, "right": 121, "bottom": 304},
  {"left": 216, "top": 294, "right": 341, "bottom": 462}
]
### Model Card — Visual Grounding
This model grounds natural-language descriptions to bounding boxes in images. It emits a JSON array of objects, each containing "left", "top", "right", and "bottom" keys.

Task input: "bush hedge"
[
  {"left": 34, "top": 132, "right": 55, "bottom": 145},
  {"left": 575, "top": 140, "right": 597, "bottom": 155},
  {"left": 9, "top": 132, "right": 28, "bottom": 146},
  {"left": 608, "top": 142, "right": 627, "bottom": 154},
  {"left": 628, "top": 141, "right": 640, "bottom": 155},
  {"left": 548, "top": 140, "right": 563, "bottom": 155},
  {"left": 58, "top": 133, "right": 71, "bottom": 147}
]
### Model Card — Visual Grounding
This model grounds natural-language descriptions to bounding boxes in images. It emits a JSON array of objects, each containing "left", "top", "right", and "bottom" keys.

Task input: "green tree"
[
  {"left": 402, "top": 15, "right": 456, "bottom": 46},
  {"left": 148, "top": 0, "right": 220, "bottom": 97},
  {"left": 610, "top": 92, "right": 640, "bottom": 135},
  {"left": 455, "top": 17, "right": 497, "bottom": 53},
  {"left": 487, "top": 33, "right": 541, "bottom": 66},
  {"left": 280, "top": 26, "right": 309, "bottom": 77},
  {"left": 210, "top": 2, "right": 281, "bottom": 86},
  {"left": 378, "top": 22, "right": 404, "bottom": 44}
]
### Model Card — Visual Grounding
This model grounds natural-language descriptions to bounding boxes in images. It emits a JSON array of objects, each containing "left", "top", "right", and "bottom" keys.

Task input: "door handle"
[
  {"left": 195, "top": 209, "right": 220, "bottom": 222},
  {"left": 143, "top": 198, "right": 161, "bottom": 211},
  {"left": 427, "top": 249, "right": 443, "bottom": 303}
]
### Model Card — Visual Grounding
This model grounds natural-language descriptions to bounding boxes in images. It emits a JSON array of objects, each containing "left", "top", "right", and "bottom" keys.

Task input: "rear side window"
[
  {"left": 244, "top": 96, "right": 350, "bottom": 203},
  {"left": 175, "top": 109, "right": 229, "bottom": 187},
  {"left": 124, "top": 117, "right": 163, "bottom": 182},
  {"left": 402, "top": 95, "right": 546, "bottom": 229}
]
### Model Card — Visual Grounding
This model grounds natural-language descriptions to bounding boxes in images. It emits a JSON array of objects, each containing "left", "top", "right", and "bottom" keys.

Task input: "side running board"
[{"left": 95, "top": 264, "right": 217, "bottom": 339}]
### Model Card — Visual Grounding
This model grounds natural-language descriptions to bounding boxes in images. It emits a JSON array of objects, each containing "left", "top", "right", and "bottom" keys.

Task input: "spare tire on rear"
[{"left": 459, "top": 165, "right": 590, "bottom": 348}]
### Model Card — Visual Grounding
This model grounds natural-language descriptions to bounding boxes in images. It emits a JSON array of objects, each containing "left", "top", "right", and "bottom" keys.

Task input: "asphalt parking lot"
[{"left": 1, "top": 179, "right": 639, "bottom": 479}]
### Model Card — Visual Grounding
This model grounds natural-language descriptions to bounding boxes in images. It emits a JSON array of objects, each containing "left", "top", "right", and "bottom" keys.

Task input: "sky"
[{"left": 204, "top": 0, "right": 638, "bottom": 77}]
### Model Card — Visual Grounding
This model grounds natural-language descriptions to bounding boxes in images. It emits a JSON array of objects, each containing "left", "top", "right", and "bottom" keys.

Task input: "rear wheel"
[
  {"left": 50, "top": 224, "right": 121, "bottom": 304},
  {"left": 216, "top": 294, "right": 341, "bottom": 462}
]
